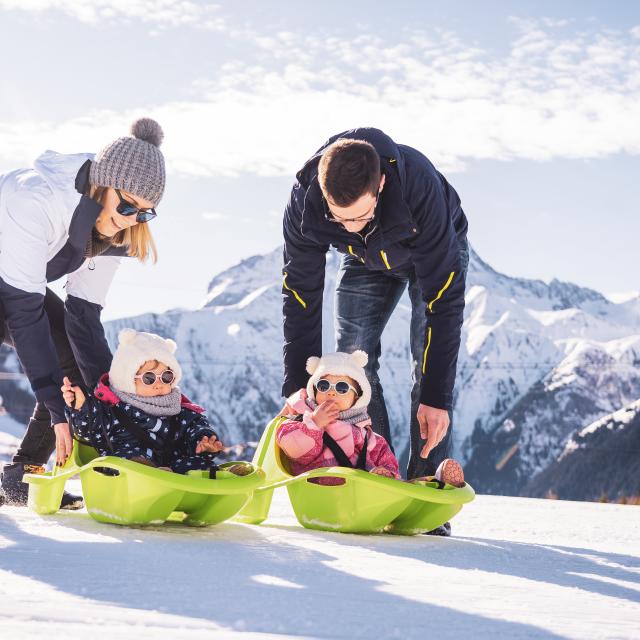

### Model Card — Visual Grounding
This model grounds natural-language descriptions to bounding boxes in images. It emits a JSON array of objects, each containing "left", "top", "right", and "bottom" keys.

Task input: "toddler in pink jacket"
[{"left": 276, "top": 351, "right": 401, "bottom": 481}]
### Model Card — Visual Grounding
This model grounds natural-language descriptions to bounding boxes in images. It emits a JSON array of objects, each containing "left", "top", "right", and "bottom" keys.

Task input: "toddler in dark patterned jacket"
[{"left": 63, "top": 328, "right": 237, "bottom": 474}]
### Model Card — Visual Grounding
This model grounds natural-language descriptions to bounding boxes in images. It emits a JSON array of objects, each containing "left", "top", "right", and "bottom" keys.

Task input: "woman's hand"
[
  {"left": 196, "top": 434, "right": 224, "bottom": 454},
  {"left": 61, "top": 376, "right": 86, "bottom": 410},
  {"left": 311, "top": 400, "right": 340, "bottom": 428},
  {"left": 53, "top": 422, "right": 73, "bottom": 467}
]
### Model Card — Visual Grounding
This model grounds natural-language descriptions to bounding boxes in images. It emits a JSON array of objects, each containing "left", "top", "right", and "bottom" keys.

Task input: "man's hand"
[
  {"left": 417, "top": 403, "right": 450, "bottom": 459},
  {"left": 53, "top": 422, "right": 73, "bottom": 467},
  {"left": 61, "top": 376, "right": 85, "bottom": 410},
  {"left": 312, "top": 400, "right": 339, "bottom": 428},
  {"left": 196, "top": 434, "right": 224, "bottom": 454}
]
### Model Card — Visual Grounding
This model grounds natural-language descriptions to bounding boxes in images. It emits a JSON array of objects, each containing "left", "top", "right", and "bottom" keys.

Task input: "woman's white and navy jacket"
[
  {"left": 0, "top": 151, "right": 128, "bottom": 425},
  {"left": 282, "top": 128, "right": 469, "bottom": 411}
]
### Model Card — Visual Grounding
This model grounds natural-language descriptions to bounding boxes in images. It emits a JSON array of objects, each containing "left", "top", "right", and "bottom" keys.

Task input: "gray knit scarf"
[
  {"left": 112, "top": 387, "right": 182, "bottom": 417},
  {"left": 305, "top": 397, "right": 370, "bottom": 425}
]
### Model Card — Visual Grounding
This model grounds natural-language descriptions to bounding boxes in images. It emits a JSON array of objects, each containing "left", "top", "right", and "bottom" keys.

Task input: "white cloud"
[
  {"left": 201, "top": 211, "right": 226, "bottom": 220},
  {"left": 0, "top": 0, "right": 224, "bottom": 30},
  {"left": 0, "top": 20, "right": 638, "bottom": 177}
]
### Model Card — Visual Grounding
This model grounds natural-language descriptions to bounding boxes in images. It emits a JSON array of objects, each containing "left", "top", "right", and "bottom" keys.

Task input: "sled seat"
[
  {"left": 236, "top": 417, "right": 475, "bottom": 535},
  {"left": 24, "top": 441, "right": 265, "bottom": 526}
]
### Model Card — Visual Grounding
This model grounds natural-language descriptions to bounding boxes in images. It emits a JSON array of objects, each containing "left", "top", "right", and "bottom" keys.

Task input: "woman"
[{"left": 0, "top": 118, "right": 166, "bottom": 508}]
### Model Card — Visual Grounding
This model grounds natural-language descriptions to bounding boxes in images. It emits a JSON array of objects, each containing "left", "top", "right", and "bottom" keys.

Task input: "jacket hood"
[{"left": 33, "top": 150, "right": 94, "bottom": 216}]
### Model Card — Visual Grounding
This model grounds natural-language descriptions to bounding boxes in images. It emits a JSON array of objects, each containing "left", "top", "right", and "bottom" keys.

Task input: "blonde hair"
[{"left": 92, "top": 186, "right": 158, "bottom": 263}]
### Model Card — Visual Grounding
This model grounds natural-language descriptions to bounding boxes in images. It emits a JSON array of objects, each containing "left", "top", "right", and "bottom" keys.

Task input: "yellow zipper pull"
[
  {"left": 380, "top": 249, "right": 391, "bottom": 270},
  {"left": 348, "top": 245, "right": 365, "bottom": 263}
]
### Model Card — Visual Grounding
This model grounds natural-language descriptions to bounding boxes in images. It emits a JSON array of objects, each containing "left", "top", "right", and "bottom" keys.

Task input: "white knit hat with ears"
[
  {"left": 306, "top": 350, "right": 371, "bottom": 411},
  {"left": 109, "top": 328, "right": 182, "bottom": 394}
]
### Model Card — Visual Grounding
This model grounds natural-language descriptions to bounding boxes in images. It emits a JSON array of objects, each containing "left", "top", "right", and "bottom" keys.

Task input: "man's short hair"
[{"left": 318, "top": 139, "right": 381, "bottom": 207}]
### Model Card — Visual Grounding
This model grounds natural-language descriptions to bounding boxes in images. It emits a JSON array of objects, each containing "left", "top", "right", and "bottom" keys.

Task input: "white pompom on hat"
[
  {"left": 305, "top": 350, "right": 371, "bottom": 410},
  {"left": 109, "top": 328, "right": 182, "bottom": 394}
]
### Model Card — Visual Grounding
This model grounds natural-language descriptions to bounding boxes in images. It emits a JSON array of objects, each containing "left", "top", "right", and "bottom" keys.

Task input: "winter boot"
[
  {"left": 60, "top": 491, "right": 84, "bottom": 510},
  {"left": 227, "top": 463, "right": 253, "bottom": 476},
  {"left": 425, "top": 521, "right": 452, "bottom": 537},
  {"left": 1, "top": 462, "right": 37, "bottom": 505},
  {"left": 1, "top": 462, "right": 83, "bottom": 510},
  {"left": 435, "top": 459, "right": 466, "bottom": 487}
]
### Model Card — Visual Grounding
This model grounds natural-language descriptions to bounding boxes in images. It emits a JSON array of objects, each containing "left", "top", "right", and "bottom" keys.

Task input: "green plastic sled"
[
  {"left": 24, "top": 441, "right": 265, "bottom": 526},
  {"left": 236, "top": 417, "right": 475, "bottom": 535}
]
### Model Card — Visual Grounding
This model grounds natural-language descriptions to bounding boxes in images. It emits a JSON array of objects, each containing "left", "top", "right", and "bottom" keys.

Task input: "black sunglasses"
[
  {"left": 314, "top": 378, "right": 359, "bottom": 395},
  {"left": 134, "top": 370, "right": 175, "bottom": 385},
  {"left": 115, "top": 189, "right": 157, "bottom": 223}
]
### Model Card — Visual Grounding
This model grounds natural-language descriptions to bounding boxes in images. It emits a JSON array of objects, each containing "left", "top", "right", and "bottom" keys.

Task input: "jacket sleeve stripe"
[
  {"left": 348, "top": 245, "right": 364, "bottom": 263},
  {"left": 282, "top": 272, "right": 307, "bottom": 309},
  {"left": 422, "top": 270, "right": 455, "bottom": 375},
  {"left": 421, "top": 326, "right": 432, "bottom": 374},
  {"left": 427, "top": 270, "right": 455, "bottom": 312}
]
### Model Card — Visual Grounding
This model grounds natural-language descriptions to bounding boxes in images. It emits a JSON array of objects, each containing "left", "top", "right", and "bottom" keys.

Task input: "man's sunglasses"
[
  {"left": 115, "top": 189, "right": 157, "bottom": 223},
  {"left": 134, "top": 370, "right": 175, "bottom": 385},
  {"left": 314, "top": 378, "right": 359, "bottom": 395}
]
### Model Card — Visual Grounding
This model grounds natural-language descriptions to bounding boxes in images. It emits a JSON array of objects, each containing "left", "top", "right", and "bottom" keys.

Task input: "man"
[{"left": 281, "top": 128, "right": 469, "bottom": 500}]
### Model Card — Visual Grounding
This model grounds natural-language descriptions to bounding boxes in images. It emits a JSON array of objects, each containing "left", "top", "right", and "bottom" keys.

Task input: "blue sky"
[{"left": 0, "top": 0, "right": 638, "bottom": 320}]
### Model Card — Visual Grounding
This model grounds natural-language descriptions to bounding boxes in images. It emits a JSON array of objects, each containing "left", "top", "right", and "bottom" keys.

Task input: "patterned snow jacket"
[
  {"left": 66, "top": 374, "right": 220, "bottom": 474},
  {"left": 276, "top": 389, "right": 400, "bottom": 480}
]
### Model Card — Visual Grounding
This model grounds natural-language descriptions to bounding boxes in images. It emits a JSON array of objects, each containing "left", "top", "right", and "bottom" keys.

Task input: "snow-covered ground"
[{"left": 1, "top": 487, "right": 638, "bottom": 639}]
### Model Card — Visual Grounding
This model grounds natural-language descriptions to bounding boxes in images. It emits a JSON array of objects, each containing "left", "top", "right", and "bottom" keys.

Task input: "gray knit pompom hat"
[{"left": 89, "top": 118, "right": 166, "bottom": 207}]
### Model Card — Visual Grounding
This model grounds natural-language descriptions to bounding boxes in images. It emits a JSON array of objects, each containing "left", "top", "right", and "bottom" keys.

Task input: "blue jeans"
[{"left": 334, "top": 242, "right": 468, "bottom": 479}]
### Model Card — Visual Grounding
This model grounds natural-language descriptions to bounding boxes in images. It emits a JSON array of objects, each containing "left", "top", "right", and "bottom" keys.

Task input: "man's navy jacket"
[{"left": 282, "top": 128, "right": 469, "bottom": 411}]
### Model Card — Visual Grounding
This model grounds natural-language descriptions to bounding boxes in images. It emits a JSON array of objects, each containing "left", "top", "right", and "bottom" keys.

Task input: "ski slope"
[{"left": 0, "top": 487, "right": 638, "bottom": 639}]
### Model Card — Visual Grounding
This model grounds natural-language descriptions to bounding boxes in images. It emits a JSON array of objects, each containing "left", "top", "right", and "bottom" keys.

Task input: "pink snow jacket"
[{"left": 276, "top": 389, "right": 400, "bottom": 479}]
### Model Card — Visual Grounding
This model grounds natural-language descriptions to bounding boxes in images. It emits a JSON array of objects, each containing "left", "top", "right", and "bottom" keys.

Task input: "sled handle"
[
  {"left": 92, "top": 466, "right": 121, "bottom": 477},
  {"left": 257, "top": 467, "right": 476, "bottom": 504}
]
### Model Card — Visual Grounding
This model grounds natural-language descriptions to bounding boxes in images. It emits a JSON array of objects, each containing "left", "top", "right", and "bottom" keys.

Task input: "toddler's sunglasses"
[
  {"left": 134, "top": 370, "right": 175, "bottom": 385},
  {"left": 314, "top": 379, "right": 359, "bottom": 395},
  {"left": 115, "top": 189, "right": 157, "bottom": 223}
]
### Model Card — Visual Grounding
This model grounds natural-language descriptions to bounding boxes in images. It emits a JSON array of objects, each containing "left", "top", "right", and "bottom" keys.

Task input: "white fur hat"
[
  {"left": 109, "top": 328, "right": 182, "bottom": 394},
  {"left": 306, "top": 350, "right": 371, "bottom": 411}
]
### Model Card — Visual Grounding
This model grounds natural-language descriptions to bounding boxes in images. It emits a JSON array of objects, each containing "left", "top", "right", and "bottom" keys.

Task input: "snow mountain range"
[
  {"left": 103, "top": 246, "right": 639, "bottom": 498},
  {"left": 1, "top": 245, "right": 638, "bottom": 499}
]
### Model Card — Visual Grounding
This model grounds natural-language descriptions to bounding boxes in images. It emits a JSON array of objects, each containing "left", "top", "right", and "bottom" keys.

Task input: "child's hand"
[
  {"left": 370, "top": 466, "right": 394, "bottom": 478},
  {"left": 61, "top": 376, "right": 85, "bottom": 410},
  {"left": 312, "top": 400, "right": 340, "bottom": 428},
  {"left": 196, "top": 434, "right": 224, "bottom": 454}
]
